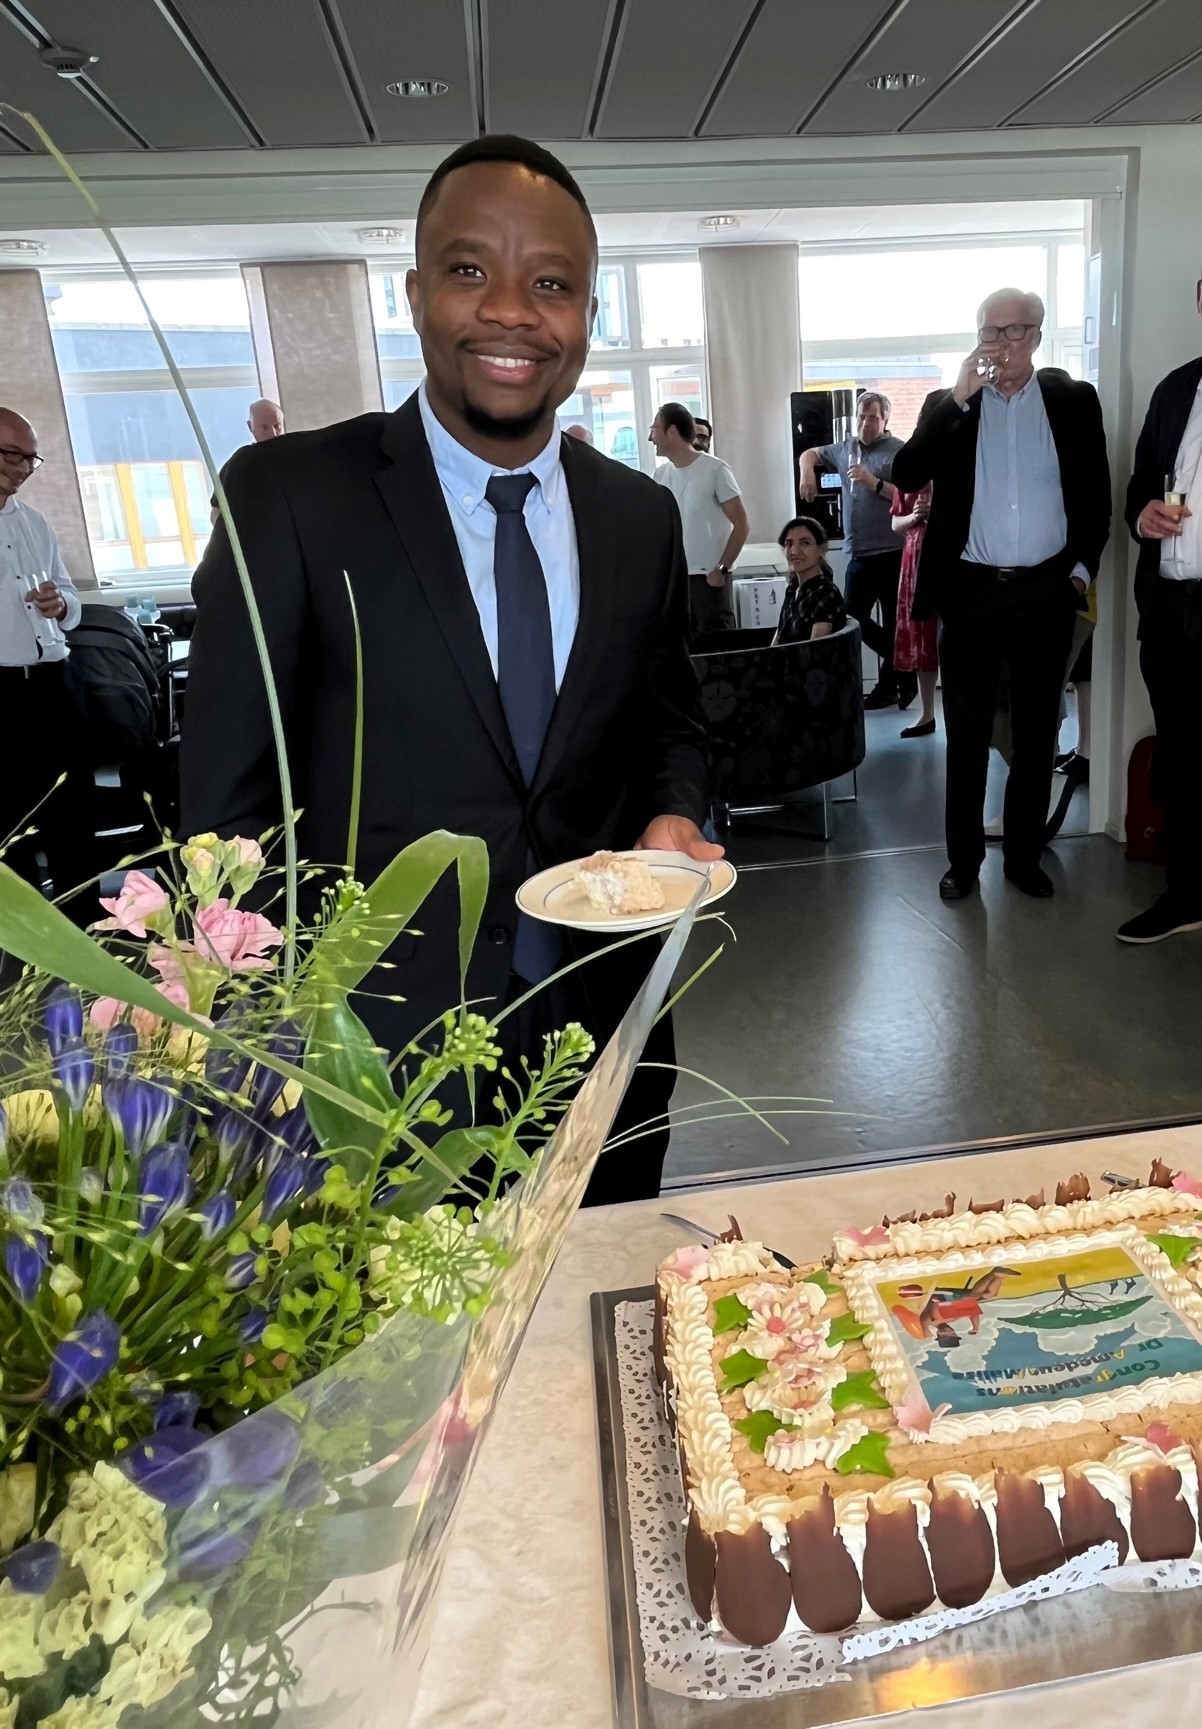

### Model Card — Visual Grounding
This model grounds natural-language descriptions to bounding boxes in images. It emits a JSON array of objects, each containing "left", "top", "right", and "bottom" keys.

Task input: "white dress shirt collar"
[{"left": 417, "top": 382, "right": 564, "bottom": 517}]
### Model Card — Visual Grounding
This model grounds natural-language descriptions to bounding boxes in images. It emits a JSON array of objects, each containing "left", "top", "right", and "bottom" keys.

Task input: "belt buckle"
[{"left": 995, "top": 566, "right": 1019, "bottom": 583}]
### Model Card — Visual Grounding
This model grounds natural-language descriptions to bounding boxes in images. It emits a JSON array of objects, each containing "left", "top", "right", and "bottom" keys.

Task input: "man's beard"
[{"left": 461, "top": 391, "right": 555, "bottom": 445}]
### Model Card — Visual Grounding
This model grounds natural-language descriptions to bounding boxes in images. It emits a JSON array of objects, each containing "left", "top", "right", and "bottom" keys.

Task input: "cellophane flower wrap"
[{"left": 0, "top": 831, "right": 703, "bottom": 1729}]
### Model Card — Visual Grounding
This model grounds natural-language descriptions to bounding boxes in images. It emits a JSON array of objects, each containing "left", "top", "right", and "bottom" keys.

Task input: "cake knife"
[{"left": 659, "top": 1210, "right": 797, "bottom": 1271}]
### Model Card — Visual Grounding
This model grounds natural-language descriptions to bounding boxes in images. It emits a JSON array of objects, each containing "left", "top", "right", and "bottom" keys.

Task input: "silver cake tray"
[{"left": 592, "top": 1285, "right": 1202, "bottom": 1727}]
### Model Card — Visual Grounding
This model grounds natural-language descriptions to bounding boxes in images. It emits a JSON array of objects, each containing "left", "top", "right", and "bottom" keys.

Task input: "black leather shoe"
[
  {"left": 863, "top": 684, "right": 900, "bottom": 710},
  {"left": 1004, "top": 863, "right": 1054, "bottom": 898},
  {"left": 901, "top": 718, "right": 936, "bottom": 738},
  {"left": 939, "top": 869, "right": 978, "bottom": 901}
]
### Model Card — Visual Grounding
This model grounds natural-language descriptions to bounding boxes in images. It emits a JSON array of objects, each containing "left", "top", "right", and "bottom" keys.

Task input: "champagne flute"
[{"left": 1166, "top": 472, "right": 1188, "bottom": 515}]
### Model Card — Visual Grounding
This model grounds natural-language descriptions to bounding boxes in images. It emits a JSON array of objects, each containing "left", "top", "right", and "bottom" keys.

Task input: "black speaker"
[{"left": 790, "top": 388, "right": 854, "bottom": 540}]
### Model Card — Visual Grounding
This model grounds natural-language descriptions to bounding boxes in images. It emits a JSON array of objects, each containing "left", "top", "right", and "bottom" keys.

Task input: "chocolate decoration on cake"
[
  {"left": 861, "top": 1501, "right": 935, "bottom": 1619},
  {"left": 1055, "top": 1173, "right": 1091, "bottom": 1206},
  {"left": 713, "top": 1526, "right": 792, "bottom": 1646},
  {"left": 1023, "top": 1189, "right": 1046, "bottom": 1210},
  {"left": 994, "top": 1473, "right": 1066, "bottom": 1587},
  {"left": 1059, "top": 1471, "right": 1129, "bottom": 1564},
  {"left": 969, "top": 1197, "right": 1005, "bottom": 1214},
  {"left": 918, "top": 1194, "right": 957, "bottom": 1222},
  {"left": 786, "top": 1489, "right": 862, "bottom": 1632},
  {"left": 925, "top": 1486, "right": 996, "bottom": 1607},
  {"left": 1149, "top": 1159, "right": 1176, "bottom": 1189},
  {"left": 684, "top": 1509, "right": 717, "bottom": 1621},
  {"left": 1129, "top": 1465, "right": 1198, "bottom": 1561},
  {"left": 653, "top": 1283, "right": 667, "bottom": 1388}
]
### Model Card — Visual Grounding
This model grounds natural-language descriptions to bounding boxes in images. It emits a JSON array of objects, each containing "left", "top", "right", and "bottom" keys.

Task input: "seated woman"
[{"left": 772, "top": 515, "right": 848, "bottom": 646}]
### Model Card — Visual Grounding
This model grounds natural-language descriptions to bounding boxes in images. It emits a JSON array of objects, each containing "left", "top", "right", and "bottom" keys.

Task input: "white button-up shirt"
[
  {"left": 417, "top": 384, "right": 580, "bottom": 690},
  {"left": 963, "top": 376, "right": 1087, "bottom": 583},
  {"left": 0, "top": 493, "right": 82, "bottom": 667},
  {"left": 1163, "top": 376, "right": 1202, "bottom": 581}
]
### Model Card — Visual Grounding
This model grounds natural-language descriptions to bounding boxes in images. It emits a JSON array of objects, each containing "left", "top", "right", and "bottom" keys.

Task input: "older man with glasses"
[
  {"left": 0, "top": 406, "right": 92, "bottom": 915},
  {"left": 893, "top": 289, "right": 1111, "bottom": 903}
]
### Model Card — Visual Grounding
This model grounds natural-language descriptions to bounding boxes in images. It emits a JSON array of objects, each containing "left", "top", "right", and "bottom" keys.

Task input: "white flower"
[
  {"left": 0, "top": 1686, "right": 17, "bottom": 1729},
  {"left": 764, "top": 1417, "right": 869, "bottom": 1474},
  {"left": 98, "top": 1605, "right": 212, "bottom": 1713},
  {"left": 742, "top": 1353, "right": 847, "bottom": 1423},
  {"left": 46, "top": 1464, "right": 166, "bottom": 1646},
  {"left": 39, "top": 1697, "right": 122, "bottom": 1729},
  {"left": 0, "top": 1580, "right": 46, "bottom": 1680},
  {"left": 0, "top": 1465, "right": 36, "bottom": 1552},
  {"left": 38, "top": 1593, "right": 92, "bottom": 1661}
]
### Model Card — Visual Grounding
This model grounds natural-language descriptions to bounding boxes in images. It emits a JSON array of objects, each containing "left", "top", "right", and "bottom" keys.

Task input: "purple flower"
[
  {"left": 262, "top": 1152, "right": 306, "bottom": 1225},
  {"left": 207, "top": 1406, "right": 299, "bottom": 1489},
  {"left": 53, "top": 1040, "right": 94, "bottom": 1112},
  {"left": 211, "top": 1106, "right": 255, "bottom": 1172},
  {"left": 100, "top": 1023, "right": 139, "bottom": 1078},
  {"left": 106, "top": 1076, "right": 175, "bottom": 1159},
  {"left": 46, "top": 1311, "right": 121, "bottom": 1411},
  {"left": 198, "top": 1190, "right": 236, "bottom": 1241},
  {"left": 137, "top": 1142, "right": 194, "bottom": 1236},
  {"left": 2, "top": 1540, "right": 60, "bottom": 1595},
  {"left": 239, "top": 1306, "right": 270, "bottom": 1344},
  {"left": 123, "top": 1426, "right": 209, "bottom": 1507},
  {"left": 0, "top": 1099, "right": 7, "bottom": 1153},
  {"left": 177, "top": 1519, "right": 260, "bottom": 1582},
  {"left": 275, "top": 1099, "right": 318, "bottom": 1157},
  {"left": 204, "top": 1006, "right": 254, "bottom": 1095},
  {"left": 44, "top": 987, "right": 83, "bottom": 1056},
  {"left": 0, "top": 1178, "right": 43, "bottom": 1226},
  {"left": 303, "top": 1156, "right": 332, "bottom": 1198},
  {"left": 225, "top": 1250, "right": 258, "bottom": 1292},
  {"left": 155, "top": 1389, "right": 200, "bottom": 1429},
  {"left": 283, "top": 1457, "right": 324, "bottom": 1511},
  {"left": 4, "top": 1231, "right": 49, "bottom": 1304}
]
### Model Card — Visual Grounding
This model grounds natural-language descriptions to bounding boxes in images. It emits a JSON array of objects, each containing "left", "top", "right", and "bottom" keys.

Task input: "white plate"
[{"left": 515, "top": 849, "right": 737, "bottom": 933}]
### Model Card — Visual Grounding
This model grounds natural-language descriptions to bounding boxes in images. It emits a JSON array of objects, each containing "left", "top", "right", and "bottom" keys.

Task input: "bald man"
[
  {"left": 248, "top": 399, "right": 285, "bottom": 442},
  {"left": 564, "top": 422, "right": 594, "bottom": 445},
  {"left": 0, "top": 407, "right": 94, "bottom": 916}
]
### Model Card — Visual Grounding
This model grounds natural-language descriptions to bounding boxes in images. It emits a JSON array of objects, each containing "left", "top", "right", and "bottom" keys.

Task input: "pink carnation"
[
  {"left": 665, "top": 1245, "right": 713, "bottom": 1280},
  {"left": 1171, "top": 1171, "right": 1202, "bottom": 1199},
  {"left": 192, "top": 900, "right": 282, "bottom": 972},
  {"left": 843, "top": 1224, "right": 891, "bottom": 1249},
  {"left": 895, "top": 1387, "right": 952, "bottom": 1437},
  {"left": 94, "top": 870, "right": 169, "bottom": 938},
  {"left": 1144, "top": 1423, "right": 1184, "bottom": 1455},
  {"left": 90, "top": 977, "right": 192, "bottom": 1039}
]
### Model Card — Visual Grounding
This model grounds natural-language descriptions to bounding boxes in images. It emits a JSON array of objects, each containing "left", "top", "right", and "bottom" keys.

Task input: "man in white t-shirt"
[
  {"left": 0, "top": 406, "right": 93, "bottom": 916},
  {"left": 651, "top": 402, "right": 749, "bottom": 636}
]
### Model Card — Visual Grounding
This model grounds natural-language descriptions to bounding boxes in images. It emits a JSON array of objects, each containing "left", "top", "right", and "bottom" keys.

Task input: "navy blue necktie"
[{"left": 486, "top": 473, "right": 559, "bottom": 984}]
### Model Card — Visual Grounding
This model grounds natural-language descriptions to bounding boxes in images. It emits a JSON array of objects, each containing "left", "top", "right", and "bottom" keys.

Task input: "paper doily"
[{"left": 613, "top": 1299, "right": 1201, "bottom": 1702}]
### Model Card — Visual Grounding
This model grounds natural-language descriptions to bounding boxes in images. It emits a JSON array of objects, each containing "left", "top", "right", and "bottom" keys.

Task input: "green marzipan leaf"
[
  {"left": 826, "top": 1313, "right": 872, "bottom": 1349},
  {"left": 1149, "top": 1232, "right": 1199, "bottom": 1271},
  {"left": 719, "top": 1349, "right": 769, "bottom": 1391},
  {"left": 831, "top": 1372, "right": 891, "bottom": 1413},
  {"left": 712, "top": 1293, "right": 752, "bottom": 1334},
  {"left": 801, "top": 1268, "right": 840, "bottom": 1297},
  {"left": 834, "top": 1432, "right": 895, "bottom": 1479},
  {"left": 733, "top": 1410, "right": 789, "bottom": 1454}
]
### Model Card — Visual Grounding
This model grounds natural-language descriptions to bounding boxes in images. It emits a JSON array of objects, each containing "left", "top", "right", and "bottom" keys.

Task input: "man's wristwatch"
[
  {"left": 874, "top": 478, "right": 885, "bottom": 495},
  {"left": 717, "top": 563, "right": 732, "bottom": 577}
]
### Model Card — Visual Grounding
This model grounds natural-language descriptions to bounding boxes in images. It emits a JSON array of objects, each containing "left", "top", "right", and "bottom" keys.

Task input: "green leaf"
[
  {"left": 718, "top": 1348, "right": 769, "bottom": 1391},
  {"left": 712, "top": 1293, "right": 752, "bottom": 1334},
  {"left": 304, "top": 996, "right": 403, "bottom": 1181},
  {"left": 831, "top": 1372, "right": 891, "bottom": 1413},
  {"left": 733, "top": 1410, "right": 790, "bottom": 1454},
  {"left": 801, "top": 1268, "right": 840, "bottom": 1298},
  {"left": 305, "top": 832, "right": 488, "bottom": 999},
  {"left": 834, "top": 1432, "right": 895, "bottom": 1479},
  {"left": 1149, "top": 1232, "right": 1200, "bottom": 1271},
  {"left": 395, "top": 1127, "right": 501, "bottom": 1218},
  {"left": 827, "top": 1313, "right": 872, "bottom": 1349}
]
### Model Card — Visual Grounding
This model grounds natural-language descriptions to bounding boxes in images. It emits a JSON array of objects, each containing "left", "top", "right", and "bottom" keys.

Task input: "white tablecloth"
[{"left": 410, "top": 1126, "right": 1202, "bottom": 1729}]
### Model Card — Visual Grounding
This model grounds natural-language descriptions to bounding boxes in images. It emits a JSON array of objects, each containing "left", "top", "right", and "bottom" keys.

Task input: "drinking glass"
[{"left": 1165, "top": 472, "right": 1188, "bottom": 512}]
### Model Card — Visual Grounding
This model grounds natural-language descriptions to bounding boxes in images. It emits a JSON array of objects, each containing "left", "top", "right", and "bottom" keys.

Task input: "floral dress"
[
  {"left": 892, "top": 486, "right": 940, "bottom": 674},
  {"left": 774, "top": 571, "right": 848, "bottom": 645}
]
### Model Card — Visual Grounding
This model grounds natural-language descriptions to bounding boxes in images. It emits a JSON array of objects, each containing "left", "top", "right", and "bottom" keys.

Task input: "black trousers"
[
  {"left": 688, "top": 571, "right": 734, "bottom": 637},
  {"left": 844, "top": 550, "right": 904, "bottom": 691},
  {"left": 939, "top": 564, "right": 1078, "bottom": 876},
  {"left": 0, "top": 663, "right": 97, "bottom": 924},
  {"left": 1139, "top": 576, "right": 1202, "bottom": 911}
]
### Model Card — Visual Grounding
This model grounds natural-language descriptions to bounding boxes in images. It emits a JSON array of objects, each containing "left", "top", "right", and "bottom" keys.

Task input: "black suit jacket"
[
  {"left": 891, "top": 369, "right": 1111, "bottom": 621},
  {"left": 1125, "top": 355, "right": 1202, "bottom": 621},
  {"left": 180, "top": 396, "right": 707, "bottom": 1052}
]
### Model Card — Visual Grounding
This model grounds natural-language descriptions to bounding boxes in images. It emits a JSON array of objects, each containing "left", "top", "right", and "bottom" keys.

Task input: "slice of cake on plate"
[{"left": 573, "top": 851, "right": 666, "bottom": 916}]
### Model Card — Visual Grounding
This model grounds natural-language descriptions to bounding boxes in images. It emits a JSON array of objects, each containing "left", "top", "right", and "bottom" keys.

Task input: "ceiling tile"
[
  {"left": 171, "top": 0, "right": 367, "bottom": 146},
  {"left": 907, "top": 0, "right": 1149, "bottom": 131},
  {"left": 23, "top": 0, "right": 250, "bottom": 148},
  {"left": 0, "top": 16, "right": 139, "bottom": 151},
  {"left": 1101, "top": 45, "right": 1202, "bottom": 122},
  {"left": 702, "top": 0, "right": 897, "bottom": 135},
  {"left": 485, "top": 0, "right": 609, "bottom": 137},
  {"left": 1014, "top": 0, "right": 1202, "bottom": 124},
  {"left": 331, "top": 0, "right": 476, "bottom": 141},
  {"left": 597, "top": 0, "right": 758, "bottom": 138},
  {"left": 808, "top": 0, "right": 1023, "bottom": 134}
]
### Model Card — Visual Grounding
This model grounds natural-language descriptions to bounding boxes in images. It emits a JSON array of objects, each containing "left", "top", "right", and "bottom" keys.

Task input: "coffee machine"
[{"left": 790, "top": 387, "right": 854, "bottom": 541}]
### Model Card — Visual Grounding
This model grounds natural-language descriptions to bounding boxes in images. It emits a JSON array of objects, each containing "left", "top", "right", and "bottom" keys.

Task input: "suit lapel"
[
  {"left": 532, "top": 434, "right": 616, "bottom": 796},
  {"left": 374, "top": 399, "right": 520, "bottom": 784}
]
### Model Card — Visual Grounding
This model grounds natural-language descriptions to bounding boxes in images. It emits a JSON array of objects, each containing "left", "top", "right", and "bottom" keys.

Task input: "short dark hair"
[
  {"left": 694, "top": 417, "right": 712, "bottom": 433},
  {"left": 778, "top": 515, "right": 829, "bottom": 550},
  {"left": 658, "top": 401, "right": 696, "bottom": 443},
  {"left": 857, "top": 391, "right": 892, "bottom": 419},
  {"left": 416, "top": 134, "right": 596, "bottom": 260}
]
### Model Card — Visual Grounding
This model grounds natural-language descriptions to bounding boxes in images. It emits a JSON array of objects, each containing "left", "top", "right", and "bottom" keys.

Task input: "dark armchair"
[{"left": 690, "top": 619, "right": 866, "bottom": 838}]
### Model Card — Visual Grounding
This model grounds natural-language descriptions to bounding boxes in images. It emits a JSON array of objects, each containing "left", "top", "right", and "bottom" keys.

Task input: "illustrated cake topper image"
[{"left": 890, "top": 1265, "right": 1021, "bottom": 1351}]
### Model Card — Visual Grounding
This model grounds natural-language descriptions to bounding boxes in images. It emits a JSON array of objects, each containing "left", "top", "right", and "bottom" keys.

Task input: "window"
[
  {"left": 638, "top": 262, "right": 704, "bottom": 348},
  {"left": 46, "top": 272, "right": 257, "bottom": 583},
  {"left": 370, "top": 266, "right": 425, "bottom": 408},
  {"left": 561, "top": 370, "right": 638, "bottom": 466}
]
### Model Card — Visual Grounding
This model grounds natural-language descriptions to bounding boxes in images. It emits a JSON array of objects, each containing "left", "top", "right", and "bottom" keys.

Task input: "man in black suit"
[
  {"left": 1118, "top": 274, "right": 1202, "bottom": 945},
  {"left": 893, "top": 288, "right": 1110, "bottom": 901},
  {"left": 180, "top": 135, "right": 720, "bottom": 1204}
]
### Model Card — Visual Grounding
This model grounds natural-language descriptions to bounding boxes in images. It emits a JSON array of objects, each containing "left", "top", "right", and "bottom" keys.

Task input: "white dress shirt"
[
  {"left": 0, "top": 493, "right": 82, "bottom": 667},
  {"left": 1163, "top": 376, "right": 1202, "bottom": 581},
  {"left": 963, "top": 376, "right": 1088, "bottom": 583},
  {"left": 417, "top": 384, "right": 580, "bottom": 689}
]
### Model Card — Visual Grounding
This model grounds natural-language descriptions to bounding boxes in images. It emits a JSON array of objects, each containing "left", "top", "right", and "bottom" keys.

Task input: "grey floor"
[{"left": 664, "top": 706, "right": 1199, "bottom": 1187}]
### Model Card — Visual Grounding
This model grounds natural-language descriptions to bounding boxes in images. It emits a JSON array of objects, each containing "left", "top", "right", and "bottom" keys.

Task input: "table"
[{"left": 409, "top": 1126, "right": 1202, "bottom": 1729}]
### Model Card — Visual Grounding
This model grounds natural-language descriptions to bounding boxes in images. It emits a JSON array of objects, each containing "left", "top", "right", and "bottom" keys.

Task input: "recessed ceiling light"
[
  {"left": 866, "top": 72, "right": 925, "bottom": 92},
  {"left": 699, "top": 214, "right": 740, "bottom": 231},
  {"left": 385, "top": 79, "right": 450, "bottom": 98},
  {"left": 0, "top": 239, "right": 46, "bottom": 255},
  {"left": 356, "top": 226, "right": 405, "bottom": 245}
]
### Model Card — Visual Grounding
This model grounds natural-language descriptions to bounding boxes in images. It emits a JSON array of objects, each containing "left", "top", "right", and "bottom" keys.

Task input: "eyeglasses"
[
  {"left": 978, "top": 323, "right": 1039, "bottom": 343},
  {"left": 0, "top": 446, "right": 43, "bottom": 471}
]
